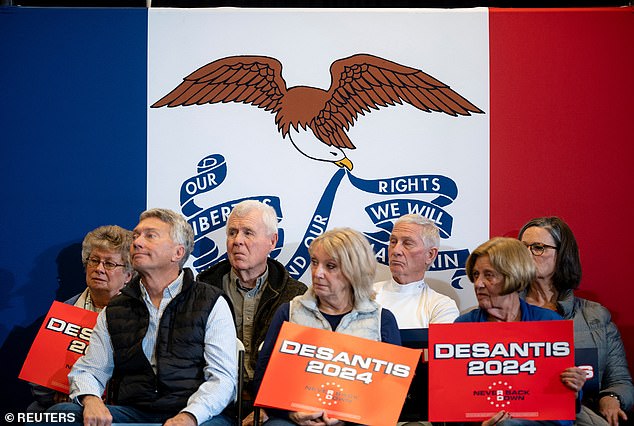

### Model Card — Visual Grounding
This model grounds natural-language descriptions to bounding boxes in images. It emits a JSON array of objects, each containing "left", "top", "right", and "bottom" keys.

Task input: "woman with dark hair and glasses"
[{"left": 519, "top": 217, "right": 634, "bottom": 426}]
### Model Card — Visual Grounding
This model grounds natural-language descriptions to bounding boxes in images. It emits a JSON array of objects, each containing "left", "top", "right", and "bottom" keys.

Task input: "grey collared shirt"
[{"left": 223, "top": 267, "right": 268, "bottom": 379}]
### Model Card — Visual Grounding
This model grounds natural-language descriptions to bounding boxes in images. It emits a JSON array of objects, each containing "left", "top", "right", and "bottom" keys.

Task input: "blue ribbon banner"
[
  {"left": 181, "top": 155, "right": 285, "bottom": 272},
  {"left": 364, "top": 199, "right": 453, "bottom": 238},
  {"left": 179, "top": 154, "right": 468, "bottom": 287},
  {"left": 180, "top": 154, "right": 227, "bottom": 216},
  {"left": 346, "top": 173, "right": 458, "bottom": 207},
  {"left": 284, "top": 169, "right": 346, "bottom": 279}
]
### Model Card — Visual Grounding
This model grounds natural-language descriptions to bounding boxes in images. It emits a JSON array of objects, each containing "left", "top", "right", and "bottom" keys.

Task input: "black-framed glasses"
[
  {"left": 86, "top": 257, "right": 125, "bottom": 271},
  {"left": 523, "top": 243, "right": 558, "bottom": 256}
]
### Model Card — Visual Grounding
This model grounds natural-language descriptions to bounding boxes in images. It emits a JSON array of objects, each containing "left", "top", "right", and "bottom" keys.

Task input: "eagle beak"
[{"left": 335, "top": 157, "right": 353, "bottom": 171}]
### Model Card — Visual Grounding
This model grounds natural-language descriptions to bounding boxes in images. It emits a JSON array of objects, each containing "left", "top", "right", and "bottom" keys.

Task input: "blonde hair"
[
  {"left": 465, "top": 237, "right": 536, "bottom": 295},
  {"left": 308, "top": 227, "right": 377, "bottom": 303}
]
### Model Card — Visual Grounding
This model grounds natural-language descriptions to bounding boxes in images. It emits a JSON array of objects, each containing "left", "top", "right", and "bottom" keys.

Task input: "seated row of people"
[{"left": 39, "top": 201, "right": 632, "bottom": 426}]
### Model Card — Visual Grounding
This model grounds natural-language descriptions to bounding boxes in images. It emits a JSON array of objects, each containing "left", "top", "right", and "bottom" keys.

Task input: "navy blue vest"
[{"left": 106, "top": 269, "right": 223, "bottom": 412}]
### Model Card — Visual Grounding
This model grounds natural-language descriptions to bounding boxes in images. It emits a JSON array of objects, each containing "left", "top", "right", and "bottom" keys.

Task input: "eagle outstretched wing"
[
  {"left": 152, "top": 54, "right": 483, "bottom": 155},
  {"left": 151, "top": 56, "right": 288, "bottom": 113},
  {"left": 313, "top": 54, "right": 484, "bottom": 149}
]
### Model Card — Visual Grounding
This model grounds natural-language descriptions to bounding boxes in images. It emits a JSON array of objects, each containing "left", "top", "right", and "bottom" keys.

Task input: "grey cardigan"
[{"left": 557, "top": 290, "right": 633, "bottom": 411}]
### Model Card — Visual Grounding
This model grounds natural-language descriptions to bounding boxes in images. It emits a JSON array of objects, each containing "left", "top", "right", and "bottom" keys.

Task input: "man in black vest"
[
  {"left": 197, "top": 200, "right": 307, "bottom": 423},
  {"left": 48, "top": 209, "right": 237, "bottom": 426}
]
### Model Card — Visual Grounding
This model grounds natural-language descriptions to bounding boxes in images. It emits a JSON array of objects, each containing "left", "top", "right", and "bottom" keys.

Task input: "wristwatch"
[{"left": 599, "top": 392, "right": 621, "bottom": 406}]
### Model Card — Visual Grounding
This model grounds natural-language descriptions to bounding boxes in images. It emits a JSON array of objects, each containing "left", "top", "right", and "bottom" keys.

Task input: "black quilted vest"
[{"left": 106, "top": 268, "right": 223, "bottom": 412}]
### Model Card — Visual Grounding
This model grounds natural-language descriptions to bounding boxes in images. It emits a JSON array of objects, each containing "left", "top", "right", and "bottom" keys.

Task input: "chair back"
[
  {"left": 399, "top": 328, "right": 429, "bottom": 422},
  {"left": 236, "top": 339, "right": 246, "bottom": 426}
]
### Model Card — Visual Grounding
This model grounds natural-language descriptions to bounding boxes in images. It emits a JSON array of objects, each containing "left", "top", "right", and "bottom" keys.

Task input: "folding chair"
[{"left": 236, "top": 339, "right": 246, "bottom": 426}]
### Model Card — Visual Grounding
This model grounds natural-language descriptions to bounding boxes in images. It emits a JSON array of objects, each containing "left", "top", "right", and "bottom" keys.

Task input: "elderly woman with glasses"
[
  {"left": 27, "top": 225, "right": 134, "bottom": 412},
  {"left": 75, "top": 225, "right": 135, "bottom": 311},
  {"left": 456, "top": 237, "right": 586, "bottom": 426},
  {"left": 519, "top": 217, "right": 634, "bottom": 426}
]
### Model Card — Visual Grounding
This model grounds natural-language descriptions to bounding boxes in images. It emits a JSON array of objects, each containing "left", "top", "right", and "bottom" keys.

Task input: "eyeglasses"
[
  {"left": 86, "top": 257, "right": 126, "bottom": 271},
  {"left": 523, "top": 243, "right": 558, "bottom": 256}
]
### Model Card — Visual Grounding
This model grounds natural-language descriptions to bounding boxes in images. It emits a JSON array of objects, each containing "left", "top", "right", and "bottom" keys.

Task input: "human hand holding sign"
[
  {"left": 288, "top": 410, "right": 344, "bottom": 426},
  {"left": 480, "top": 366, "right": 587, "bottom": 426},
  {"left": 482, "top": 410, "right": 511, "bottom": 426},
  {"left": 560, "top": 366, "right": 587, "bottom": 394}
]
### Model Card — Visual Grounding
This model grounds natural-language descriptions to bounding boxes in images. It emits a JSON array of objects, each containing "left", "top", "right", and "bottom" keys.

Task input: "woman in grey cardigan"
[{"left": 519, "top": 216, "right": 633, "bottom": 426}]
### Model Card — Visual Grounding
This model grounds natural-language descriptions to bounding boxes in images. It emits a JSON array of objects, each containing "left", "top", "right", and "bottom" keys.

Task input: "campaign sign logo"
[
  {"left": 19, "top": 301, "right": 98, "bottom": 393},
  {"left": 428, "top": 320, "right": 575, "bottom": 422},
  {"left": 255, "top": 322, "right": 421, "bottom": 425}
]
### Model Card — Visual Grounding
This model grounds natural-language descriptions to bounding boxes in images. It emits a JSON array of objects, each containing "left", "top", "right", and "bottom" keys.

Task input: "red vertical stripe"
[{"left": 490, "top": 7, "right": 634, "bottom": 371}]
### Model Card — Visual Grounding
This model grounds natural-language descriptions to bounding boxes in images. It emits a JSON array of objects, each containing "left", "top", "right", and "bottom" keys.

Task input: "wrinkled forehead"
[
  {"left": 474, "top": 254, "right": 496, "bottom": 270},
  {"left": 391, "top": 222, "right": 423, "bottom": 239},
  {"left": 88, "top": 246, "right": 124, "bottom": 260},
  {"left": 227, "top": 209, "right": 266, "bottom": 229}
]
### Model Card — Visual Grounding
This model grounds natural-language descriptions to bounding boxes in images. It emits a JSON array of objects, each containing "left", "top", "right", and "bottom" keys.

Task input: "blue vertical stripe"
[{"left": 0, "top": 7, "right": 148, "bottom": 411}]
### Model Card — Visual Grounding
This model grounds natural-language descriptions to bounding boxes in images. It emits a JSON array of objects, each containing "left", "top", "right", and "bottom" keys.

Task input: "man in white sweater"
[{"left": 375, "top": 214, "right": 459, "bottom": 328}]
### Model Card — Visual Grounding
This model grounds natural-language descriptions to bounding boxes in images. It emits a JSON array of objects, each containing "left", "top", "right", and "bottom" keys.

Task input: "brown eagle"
[{"left": 152, "top": 54, "right": 483, "bottom": 170}]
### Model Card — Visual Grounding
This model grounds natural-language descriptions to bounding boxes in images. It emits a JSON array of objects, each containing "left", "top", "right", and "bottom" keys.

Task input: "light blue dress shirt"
[{"left": 68, "top": 271, "right": 238, "bottom": 424}]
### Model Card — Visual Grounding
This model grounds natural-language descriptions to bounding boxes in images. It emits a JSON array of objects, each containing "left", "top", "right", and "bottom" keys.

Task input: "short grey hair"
[
  {"left": 81, "top": 225, "right": 134, "bottom": 273},
  {"left": 227, "top": 200, "right": 278, "bottom": 236},
  {"left": 139, "top": 208, "right": 194, "bottom": 268},
  {"left": 394, "top": 214, "right": 440, "bottom": 248}
]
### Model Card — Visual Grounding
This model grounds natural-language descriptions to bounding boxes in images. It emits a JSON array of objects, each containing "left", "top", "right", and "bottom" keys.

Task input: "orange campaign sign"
[
  {"left": 255, "top": 321, "right": 421, "bottom": 425},
  {"left": 428, "top": 320, "right": 575, "bottom": 422},
  {"left": 19, "top": 301, "right": 98, "bottom": 393}
]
